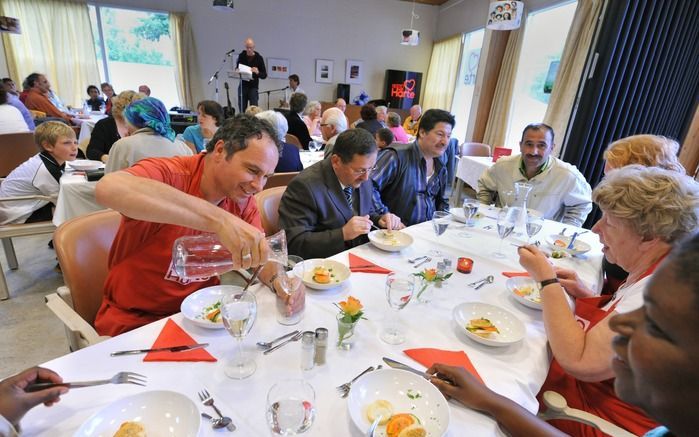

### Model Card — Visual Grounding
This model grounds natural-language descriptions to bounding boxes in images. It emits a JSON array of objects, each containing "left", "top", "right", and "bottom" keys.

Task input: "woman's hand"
[
  {"left": 554, "top": 267, "right": 595, "bottom": 298},
  {"left": 0, "top": 367, "right": 68, "bottom": 427},
  {"left": 517, "top": 245, "right": 555, "bottom": 281}
]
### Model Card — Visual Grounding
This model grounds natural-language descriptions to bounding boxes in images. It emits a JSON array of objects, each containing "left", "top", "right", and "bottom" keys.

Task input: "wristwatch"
[{"left": 539, "top": 278, "right": 559, "bottom": 289}]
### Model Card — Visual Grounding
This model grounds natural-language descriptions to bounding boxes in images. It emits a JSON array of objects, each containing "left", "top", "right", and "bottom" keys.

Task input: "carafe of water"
[
  {"left": 171, "top": 230, "right": 288, "bottom": 280},
  {"left": 511, "top": 182, "right": 533, "bottom": 233}
]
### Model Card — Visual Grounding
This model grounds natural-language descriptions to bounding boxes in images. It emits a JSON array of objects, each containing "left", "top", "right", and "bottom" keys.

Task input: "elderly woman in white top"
[
  {"left": 105, "top": 97, "right": 192, "bottom": 173},
  {"left": 0, "top": 89, "right": 30, "bottom": 134},
  {"left": 302, "top": 100, "right": 322, "bottom": 137}
]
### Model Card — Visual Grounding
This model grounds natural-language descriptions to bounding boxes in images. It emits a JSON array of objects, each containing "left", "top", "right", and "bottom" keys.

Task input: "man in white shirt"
[
  {"left": 321, "top": 107, "right": 348, "bottom": 158},
  {"left": 280, "top": 74, "right": 304, "bottom": 108},
  {"left": 477, "top": 123, "right": 592, "bottom": 227}
]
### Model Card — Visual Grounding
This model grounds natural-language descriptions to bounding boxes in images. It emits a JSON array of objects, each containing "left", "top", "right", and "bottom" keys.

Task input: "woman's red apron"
[{"left": 537, "top": 264, "right": 664, "bottom": 436}]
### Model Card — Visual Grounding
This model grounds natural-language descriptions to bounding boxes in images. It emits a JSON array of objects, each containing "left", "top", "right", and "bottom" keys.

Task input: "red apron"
[{"left": 537, "top": 261, "right": 665, "bottom": 436}]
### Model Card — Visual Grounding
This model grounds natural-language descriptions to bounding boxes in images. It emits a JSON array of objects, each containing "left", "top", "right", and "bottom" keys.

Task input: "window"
[
  {"left": 88, "top": 5, "right": 180, "bottom": 109},
  {"left": 504, "top": 1, "right": 577, "bottom": 148},
  {"left": 451, "top": 29, "right": 485, "bottom": 143}
]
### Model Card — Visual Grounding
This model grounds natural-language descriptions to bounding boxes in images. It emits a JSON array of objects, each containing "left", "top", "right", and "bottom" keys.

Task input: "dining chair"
[
  {"left": 284, "top": 133, "right": 303, "bottom": 150},
  {"left": 265, "top": 171, "right": 299, "bottom": 189},
  {"left": 539, "top": 391, "right": 636, "bottom": 437},
  {"left": 255, "top": 186, "right": 286, "bottom": 235},
  {"left": 461, "top": 142, "right": 491, "bottom": 157},
  {"left": 45, "top": 209, "right": 120, "bottom": 350},
  {"left": 0, "top": 132, "right": 38, "bottom": 178}
]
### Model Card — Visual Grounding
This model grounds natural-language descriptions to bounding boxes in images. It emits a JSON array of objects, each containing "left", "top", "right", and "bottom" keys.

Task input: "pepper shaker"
[
  {"left": 314, "top": 327, "right": 328, "bottom": 365},
  {"left": 300, "top": 331, "right": 315, "bottom": 371}
]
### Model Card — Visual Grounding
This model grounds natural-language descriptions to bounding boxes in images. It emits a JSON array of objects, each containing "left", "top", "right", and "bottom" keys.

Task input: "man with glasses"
[
  {"left": 372, "top": 109, "right": 455, "bottom": 226},
  {"left": 235, "top": 37, "right": 267, "bottom": 112},
  {"left": 279, "top": 129, "right": 403, "bottom": 259},
  {"left": 477, "top": 123, "right": 592, "bottom": 227}
]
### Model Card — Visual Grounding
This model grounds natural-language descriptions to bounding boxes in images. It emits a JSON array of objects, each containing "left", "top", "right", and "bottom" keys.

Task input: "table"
[
  {"left": 23, "top": 212, "right": 603, "bottom": 436},
  {"left": 452, "top": 156, "right": 494, "bottom": 205},
  {"left": 299, "top": 151, "right": 325, "bottom": 169},
  {"left": 75, "top": 114, "right": 108, "bottom": 144},
  {"left": 52, "top": 173, "right": 105, "bottom": 226}
]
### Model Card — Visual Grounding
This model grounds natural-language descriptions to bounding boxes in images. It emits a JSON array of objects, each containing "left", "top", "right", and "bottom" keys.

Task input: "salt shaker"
[
  {"left": 300, "top": 331, "right": 315, "bottom": 371},
  {"left": 314, "top": 327, "right": 328, "bottom": 365}
]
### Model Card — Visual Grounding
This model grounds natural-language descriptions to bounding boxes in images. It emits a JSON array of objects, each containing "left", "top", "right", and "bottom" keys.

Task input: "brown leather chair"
[
  {"left": 461, "top": 142, "right": 491, "bottom": 157},
  {"left": 265, "top": 171, "right": 299, "bottom": 189},
  {"left": 0, "top": 132, "right": 38, "bottom": 178},
  {"left": 255, "top": 186, "right": 286, "bottom": 235},
  {"left": 284, "top": 133, "right": 303, "bottom": 150},
  {"left": 45, "top": 210, "right": 121, "bottom": 349}
]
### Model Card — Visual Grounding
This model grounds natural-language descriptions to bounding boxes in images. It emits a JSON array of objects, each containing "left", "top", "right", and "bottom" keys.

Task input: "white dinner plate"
[
  {"left": 347, "top": 368, "right": 450, "bottom": 437},
  {"left": 453, "top": 302, "right": 525, "bottom": 347},
  {"left": 368, "top": 229, "right": 413, "bottom": 252},
  {"left": 73, "top": 390, "right": 200, "bottom": 437},
  {"left": 180, "top": 285, "right": 238, "bottom": 329},
  {"left": 546, "top": 234, "right": 592, "bottom": 256},
  {"left": 506, "top": 277, "right": 542, "bottom": 310},
  {"left": 295, "top": 259, "right": 350, "bottom": 290},
  {"left": 68, "top": 159, "right": 103, "bottom": 171}
]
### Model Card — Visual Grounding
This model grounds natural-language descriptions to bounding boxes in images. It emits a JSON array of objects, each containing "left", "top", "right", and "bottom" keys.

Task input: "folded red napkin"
[
  {"left": 144, "top": 319, "right": 216, "bottom": 362},
  {"left": 404, "top": 348, "right": 483, "bottom": 384},
  {"left": 348, "top": 253, "right": 392, "bottom": 274},
  {"left": 502, "top": 271, "right": 530, "bottom": 278}
]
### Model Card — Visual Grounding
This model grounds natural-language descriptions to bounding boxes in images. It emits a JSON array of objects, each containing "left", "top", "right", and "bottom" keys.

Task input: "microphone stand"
[
  {"left": 207, "top": 52, "right": 232, "bottom": 104},
  {"left": 259, "top": 87, "right": 289, "bottom": 110}
]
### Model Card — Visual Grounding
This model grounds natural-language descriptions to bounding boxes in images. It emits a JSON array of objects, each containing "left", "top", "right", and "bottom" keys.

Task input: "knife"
[
  {"left": 111, "top": 343, "right": 209, "bottom": 356},
  {"left": 382, "top": 357, "right": 453, "bottom": 385}
]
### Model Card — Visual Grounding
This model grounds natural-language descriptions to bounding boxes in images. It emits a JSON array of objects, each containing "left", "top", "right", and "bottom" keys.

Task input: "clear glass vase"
[
  {"left": 416, "top": 279, "right": 436, "bottom": 304},
  {"left": 336, "top": 314, "right": 358, "bottom": 350}
]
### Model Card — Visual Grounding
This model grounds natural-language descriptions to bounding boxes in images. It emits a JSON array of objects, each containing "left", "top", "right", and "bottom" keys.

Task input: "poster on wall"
[
  {"left": 384, "top": 69, "right": 422, "bottom": 110},
  {"left": 267, "top": 58, "right": 290, "bottom": 79},
  {"left": 315, "top": 59, "right": 333, "bottom": 83},
  {"left": 0, "top": 16, "right": 20, "bottom": 34},
  {"left": 345, "top": 60, "right": 363, "bottom": 84},
  {"left": 486, "top": 1, "right": 523, "bottom": 30}
]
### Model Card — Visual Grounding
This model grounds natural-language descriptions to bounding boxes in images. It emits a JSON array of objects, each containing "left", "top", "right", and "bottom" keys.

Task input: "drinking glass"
[
  {"left": 492, "top": 207, "right": 516, "bottom": 259},
  {"left": 380, "top": 272, "right": 415, "bottom": 345},
  {"left": 275, "top": 255, "right": 305, "bottom": 325},
  {"left": 172, "top": 230, "right": 288, "bottom": 280},
  {"left": 266, "top": 380, "right": 316, "bottom": 435},
  {"left": 221, "top": 288, "right": 257, "bottom": 379},
  {"left": 526, "top": 210, "right": 544, "bottom": 243},
  {"left": 429, "top": 210, "right": 451, "bottom": 256},
  {"left": 458, "top": 197, "right": 479, "bottom": 238},
  {"left": 307, "top": 140, "right": 321, "bottom": 152}
]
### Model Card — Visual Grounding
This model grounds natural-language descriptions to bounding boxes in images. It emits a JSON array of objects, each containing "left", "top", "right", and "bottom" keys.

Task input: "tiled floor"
[{"left": 0, "top": 235, "right": 69, "bottom": 379}]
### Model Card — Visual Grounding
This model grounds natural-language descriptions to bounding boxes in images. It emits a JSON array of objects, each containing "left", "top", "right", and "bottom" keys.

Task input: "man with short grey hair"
[
  {"left": 376, "top": 105, "right": 388, "bottom": 127},
  {"left": 321, "top": 107, "right": 348, "bottom": 158}
]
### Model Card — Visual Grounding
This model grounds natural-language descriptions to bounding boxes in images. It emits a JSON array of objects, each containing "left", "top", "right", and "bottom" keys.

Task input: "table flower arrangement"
[
  {"left": 335, "top": 296, "right": 366, "bottom": 349},
  {"left": 413, "top": 268, "right": 452, "bottom": 303}
]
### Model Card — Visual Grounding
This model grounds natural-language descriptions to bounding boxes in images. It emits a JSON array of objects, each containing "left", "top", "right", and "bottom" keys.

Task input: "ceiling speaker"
[{"left": 213, "top": 0, "right": 234, "bottom": 12}]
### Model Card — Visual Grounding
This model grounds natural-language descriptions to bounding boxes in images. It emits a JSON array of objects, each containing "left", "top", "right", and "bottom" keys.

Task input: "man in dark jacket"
[{"left": 235, "top": 37, "right": 267, "bottom": 112}]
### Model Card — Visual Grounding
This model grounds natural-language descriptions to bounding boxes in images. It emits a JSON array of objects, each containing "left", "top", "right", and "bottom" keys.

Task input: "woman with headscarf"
[{"left": 105, "top": 97, "right": 192, "bottom": 173}]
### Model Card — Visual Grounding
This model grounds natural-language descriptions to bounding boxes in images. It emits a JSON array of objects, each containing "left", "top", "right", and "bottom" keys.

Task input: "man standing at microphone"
[{"left": 235, "top": 37, "right": 267, "bottom": 112}]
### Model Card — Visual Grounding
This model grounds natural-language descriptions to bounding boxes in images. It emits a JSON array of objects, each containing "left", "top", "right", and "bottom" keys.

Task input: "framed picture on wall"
[
  {"left": 345, "top": 59, "right": 363, "bottom": 84},
  {"left": 267, "top": 58, "right": 290, "bottom": 79},
  {"left": 315, "top": 59, "right": 333, "bottom": 83}
]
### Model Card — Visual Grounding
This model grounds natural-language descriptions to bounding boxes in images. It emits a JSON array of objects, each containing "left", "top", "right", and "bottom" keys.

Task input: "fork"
[
  {"left": 336, "top": 366, "right": 375, "bottom": 398},
  {"left": 198, "top": 389, "right": 236, "bottom": 431},
  {"left": 25, "top": 371, "right": 146, "bottom": 392}
]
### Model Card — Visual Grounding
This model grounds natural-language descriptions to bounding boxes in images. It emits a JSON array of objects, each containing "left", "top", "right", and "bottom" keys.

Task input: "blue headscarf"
[{"left": 124, "top": 97, "right": 176, "bottom": 141}]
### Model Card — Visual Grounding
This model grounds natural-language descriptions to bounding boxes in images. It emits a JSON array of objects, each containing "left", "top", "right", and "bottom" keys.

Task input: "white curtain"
[
  {"left": 170, "top": 12, "right": 200, "bottom": 109},
  {"left": 0, "top": 0, "right": 100, "bottom": 107},
  {"left": 422, "top": 34, "right": 463, "bottom": 111}
]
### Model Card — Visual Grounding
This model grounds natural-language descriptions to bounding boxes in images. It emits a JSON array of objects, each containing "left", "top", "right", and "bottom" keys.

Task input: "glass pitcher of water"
[
  {"left": 171, "top": 230, "right": 288, "bottom": 280},
  {"left": 510, "top": 182, "right": 533, "bottom": 234}
]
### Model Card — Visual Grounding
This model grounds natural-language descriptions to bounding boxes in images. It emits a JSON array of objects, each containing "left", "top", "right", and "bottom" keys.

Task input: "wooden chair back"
[
  {"left": 285, "top": 134, "right": 303, "bottom": 150},
  {"left": 255, "top": 186, "right": 286, "bottom": 235},
  {"left": 265, "top": 172, "right": 299, "bottom": 189},
  {"left": 461, "top": 142, "right": 491, "bottom": 157},
  {"left": 0, "top": 132, "right": 38, "bottom": 177}
]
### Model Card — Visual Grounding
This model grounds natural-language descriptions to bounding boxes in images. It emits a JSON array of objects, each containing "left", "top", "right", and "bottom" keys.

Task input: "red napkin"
[
  {"left": 404, "top": 348, "right": 484, "bottom": 384},
  {"left": 144, "top": 319, "right": 217, "bottom": 362},
  {"left": 502, "top": 271, "right": 530, "bottom": 278},
  {"left": 348, "top": 253, "right": 392, "bottom": 274}
]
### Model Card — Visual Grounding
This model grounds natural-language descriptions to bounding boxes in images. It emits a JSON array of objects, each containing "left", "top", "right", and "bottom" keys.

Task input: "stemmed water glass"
[
  {"left": 492, "top": 207, "right": 516, "bottom": 259},
  {"left": 458, "top": 197, "right": 479, "bottom": 238},
  {"left": 266, "top": 380, "right": 316, "bottom": 435},
  {"left": 380, "top": 272, "right": 415, "bottom": 345},
  {"left": 307, "top": 140, "right": 321, "bottom": 153},
  {"left": 526, "top": 210, "right": 544, "bottom": 244},
  {"left": 221, "top": 288, "right": 258, "bottom": 379},
  {"left": 275, "top": 255, "right": 305, "bottom": 326},
  {"left": 429, "top": 210, "right": 451, "bottom": 256}
]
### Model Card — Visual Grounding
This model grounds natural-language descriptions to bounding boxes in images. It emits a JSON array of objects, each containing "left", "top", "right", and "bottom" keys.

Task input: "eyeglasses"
[
  {"left": 320, "top": 123, "right": 330, "bottom": 127},
  {"left": 349, "top": 165, "right": 377, "bottom": 176}
]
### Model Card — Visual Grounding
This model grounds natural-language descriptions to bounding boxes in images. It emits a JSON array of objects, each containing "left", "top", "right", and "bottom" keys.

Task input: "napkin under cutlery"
[
  {"left": 404, "top": 348, "right": 483, "bottom": 384},
  {"left": 143, "top": 319, "right": 216, "bottom": 362},
  {"left": 348, "top": 253, "right": 392, "bottom": 274}
]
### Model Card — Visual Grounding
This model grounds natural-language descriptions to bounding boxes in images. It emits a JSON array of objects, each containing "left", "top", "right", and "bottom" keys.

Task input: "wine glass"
[
  {"left": 458, "top": 197, "right": 479, "bottom": 238},
  {"left": 380, "top": 272, "right": 415, "bottom": 345},
  {"left": 492, "top": 207, "right": 516, "bottom": 259},
  {"left": 266, "top": 380, "right": 316, "bottom": 435},
  {"left": 275, "top": 255, "right": 305, "bottom": 325},
  {"left": 526, "top": 210, "right": 544, "bottom": 244},
  {"left": 221, "top": 288, "right": 257, "bottom": 379},
  {"left": 307, "top": 140, "right": 321, "bottom": 152},
  {"left": 429, "top": 210, "right": 451, "bottom": 256}
]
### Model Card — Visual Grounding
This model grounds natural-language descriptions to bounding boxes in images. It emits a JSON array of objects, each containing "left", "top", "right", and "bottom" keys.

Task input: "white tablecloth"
[
  {"left": 299, "top": 151, "right": 324, "bottom": 169},
  {"left": 76, "top": 114, "right": 108, "bottom": 144},
  {"left": 52, "top": 173, "right": 106, "bottom": 226},
  {"left": 456, "top": 156, "right": 494, "bottom": 190},
  {"left": 23, "top": 214, "right": 603, "bottom": 436}
]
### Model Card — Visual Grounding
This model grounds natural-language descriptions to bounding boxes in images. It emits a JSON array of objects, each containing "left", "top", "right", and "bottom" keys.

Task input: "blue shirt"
[
  {"left": 371, "top": 141, "right": 449, "bottom": 226},
  {"left": 182, "top": 125, "right": 206, "bottom": 152},
  {"left": 7, "top": 94, "right": 35, "bottom": 130}
]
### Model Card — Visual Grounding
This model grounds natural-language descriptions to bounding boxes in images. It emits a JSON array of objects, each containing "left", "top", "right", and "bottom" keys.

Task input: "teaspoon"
[
  {"left": 201, "top": 412, "right": 233, "bottom": 430},
  {"left": 474, "top": 275, "right": 494, "bottom": 290}
]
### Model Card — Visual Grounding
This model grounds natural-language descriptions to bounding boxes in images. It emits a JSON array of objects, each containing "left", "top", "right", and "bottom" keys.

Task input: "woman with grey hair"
[
  {"left": 516, "top": 165, "right": 699, "bottom": 436},
  {"left": 386, "top": 112, "right": 410, "bottom": 143},
  {"left": 256, "top": 110, "right": 302, "bottom": 172},
  {"left": 302, "top": 100, "right": 321, "bottom": 137}
]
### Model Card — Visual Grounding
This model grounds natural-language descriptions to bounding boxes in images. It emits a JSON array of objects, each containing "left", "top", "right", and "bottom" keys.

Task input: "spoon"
[
  {"left": 475, "top": 275, "right": 494, "bottom": 289},
  {"left": 201, "top": 412, "right": 233, "bottom": 430},
  {"left": 408, "top": 255, "right": 428, "bottom": 264},
  {"left": 256, "top": 330, "right": 300, "bottom": 349}
]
